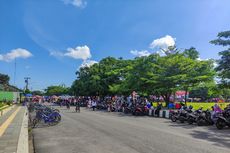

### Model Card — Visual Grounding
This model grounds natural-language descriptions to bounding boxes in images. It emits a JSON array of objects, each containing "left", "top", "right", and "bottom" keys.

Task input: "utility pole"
[
  {"left": 14, "top": 59, "right": 16, "bottom": 86},
  {"left": 24, "top": 77, "right": 31, "bottom": 90}
]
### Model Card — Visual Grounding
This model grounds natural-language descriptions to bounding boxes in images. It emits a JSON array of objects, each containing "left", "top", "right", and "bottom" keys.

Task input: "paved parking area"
[{"left": 33, "top": 107, "right": 230, "bottom": 153}]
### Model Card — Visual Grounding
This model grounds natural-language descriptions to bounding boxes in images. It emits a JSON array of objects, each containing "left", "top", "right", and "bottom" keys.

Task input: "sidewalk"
[{"left": 0, "top": 106, "right": 28, "bottom": 153}]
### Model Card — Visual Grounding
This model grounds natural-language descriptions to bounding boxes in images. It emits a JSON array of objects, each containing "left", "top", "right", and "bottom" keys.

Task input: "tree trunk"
[
  {"left": 184, "top": 88, "right": 188, "bottom": 106},
  {"left": 162, "top": 93, "right": 171, "bottom": 108},
  {"left": 173, "top": 92, "right": 176, "bottom": 102}
]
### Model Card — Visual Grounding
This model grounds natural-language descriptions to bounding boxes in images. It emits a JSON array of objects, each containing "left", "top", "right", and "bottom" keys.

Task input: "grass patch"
[
  {"left": 0, "top": 102, "right": 12, "bottom": 111},
  {"left": 0, "top": 103, "right": 5, "bottom": 108},
  {"left": 152, "top": 102, "right": 230, "bottom": 110}
]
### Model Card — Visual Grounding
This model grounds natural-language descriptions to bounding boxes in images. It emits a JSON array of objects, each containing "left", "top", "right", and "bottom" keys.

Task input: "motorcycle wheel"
[
  {"left": 179, "top": 116, "right": 185, "bottom": 123},
  {"left": 56, "top": 115, "right": 61, "bottom": 122},
  {"left": 216, "top": 119, "right": 225, "bottom": 130},
  {"left": 197, "top": 119, "right": 204, "bottom": 126},
  {"left": 187, "top": 117, "right": 194, "bottom": 125},
  {"left": 209, "top": 120, "right": 214, "bottom": 125},
  {"left": 171, "top": 115, "right": 177, "bottom": 122}
]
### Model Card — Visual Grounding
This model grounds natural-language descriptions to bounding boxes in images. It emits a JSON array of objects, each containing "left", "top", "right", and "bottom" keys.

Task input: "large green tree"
[
  {"left": 123, "top": 54, "right": 160, "bottom": 96},
  {"left": 45, "top": 85, "right": 70, "bottom": 96},
  {"left": 183, "top": 47, "right": 199, "bottom": 60},
  {"left": 70, "top": 50, "right": 216, "bottom": 106},
  {"left": 149, "top": 54, "right": 194, "bottom": 106},
  {"left": 189, "top": 81, "right": 219, "bottom": 101},
  {"left": 71, "top": 57, "right": 134, "bottom": 96},
  {"left": 32, "top": 90, "right": 44, "bottom": 96},
  {"left": 210, "top": 30, "right": 230, "bottom": 88},
  {"left": 0, "top": 73, "right": 10, "bottom": 84}
]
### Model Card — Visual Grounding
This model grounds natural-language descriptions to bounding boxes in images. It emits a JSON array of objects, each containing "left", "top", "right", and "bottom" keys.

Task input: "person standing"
[
  {"left": 88, "top": 98, "right": 92, "bottom": 109},
  {"left": 92, "top": 100, "right": 97, "bottom": 111},
  {"left": 66, "top": 100, "right": 70, "bottom": 110},
  {"left": 75, "top": 99, "right": 80, "bottom": 113}
]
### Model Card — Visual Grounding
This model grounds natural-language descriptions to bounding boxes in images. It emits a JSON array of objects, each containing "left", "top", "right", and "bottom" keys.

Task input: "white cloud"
[
  {"left": 80, "top": 60, "right": 98, "bottom": 68},
  {"left": 0, "top": 48, "right": 33, "bottom": 62},
  {"left": 64, "top": 45, "right": 91, "bottom": 60},
  {"left": 130, "top": 50, "right": 151, "bottom": 57},
  {"left": 149, "top": 35, "right": 176, "bottom": 50},
  {"left": 197, "top": 58, "right": 218, "bottom": 68},
  {"left": 61, "top": 0, "right": 87, "bottom": 8}
]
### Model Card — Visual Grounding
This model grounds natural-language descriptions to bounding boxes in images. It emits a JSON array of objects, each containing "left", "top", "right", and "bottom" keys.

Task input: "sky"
[{"left": 0, "top": 0, "right": 230, "bottom": 91}]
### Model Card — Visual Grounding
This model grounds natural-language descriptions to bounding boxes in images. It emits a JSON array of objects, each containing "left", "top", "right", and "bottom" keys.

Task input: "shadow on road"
[
  {"left": 166, "top": 120, "right": 197, "bottom": 129},
  {"left": 33, "top": 122, "right": 62, "bottom": 129},
  {"left": 190, "top": 128, "right": 230, "bottom": 148},
  {"left": 165, "top": 120, "right": 230, "bottom": 148}
]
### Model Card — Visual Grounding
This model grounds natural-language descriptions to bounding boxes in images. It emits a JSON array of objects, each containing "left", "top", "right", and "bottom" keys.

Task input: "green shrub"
[{"left": 6, "top": 101, "right": 12, "bottom": 106}]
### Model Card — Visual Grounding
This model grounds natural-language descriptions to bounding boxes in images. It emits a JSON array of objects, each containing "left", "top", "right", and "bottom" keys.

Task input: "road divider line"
[{"left": 0, "top": 107, "right": 21, "bottom": 137}]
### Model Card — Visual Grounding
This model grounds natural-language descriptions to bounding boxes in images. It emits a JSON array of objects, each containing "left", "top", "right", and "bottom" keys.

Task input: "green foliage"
[
  {"left": 0, "top": 102, "right": 6, "bottom": 108},
  {"left": 71, "top": 52, "right": 215, "bottom": 107},
  {"left": 216, "top": 50, "right": 230, "bottom": 87},
  {"left": 160, "top": 45, "right": 179, "bottom": 55},
  {"left": 71, "top": 57, "right": 133, "bottom": 96},
  {"left": 189, "top": 81, "right": 219, "bottom": 101},
  {"left": 220, "top": 88, "right": 230, "bottom": 101},
  {"left": 24, "top": 89, "right": 31, "bottom": 94},
  {"left": 32, "top": 90, "right": 44, "bottom": 96},
  {"left": 183, "top": 47, "right": 199, "bottom": 60},
  {"left": 210, "top": 30, "right": 230, "bottom": 46},
  {"left": 45, "top": 85, "right": 70, "bottom": 96},
  {"left": 6, "top": 101, "right": 12, "bottom": 105},
  {"left": 0, "top": 73, "right": 10, "bottom": 84},
  {"left": 210, "top": 30, "right": 230, "bottom": 88},
  {"left": 146, "top": 53, "right": 214, "bottom": 106}
]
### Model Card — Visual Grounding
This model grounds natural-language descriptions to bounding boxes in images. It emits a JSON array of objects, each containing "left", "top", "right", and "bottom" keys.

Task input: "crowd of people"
[{"left": 30, "top": 93, "right": 229, "bottom": 116}]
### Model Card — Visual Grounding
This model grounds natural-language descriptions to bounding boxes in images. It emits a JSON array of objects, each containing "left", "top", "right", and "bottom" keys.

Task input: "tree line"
[
  {"left": 69, "top": 31, "right": 230, "bottom": 106},
  {"left": 1, "top": 30, "right": 229, "bottom": 106}
]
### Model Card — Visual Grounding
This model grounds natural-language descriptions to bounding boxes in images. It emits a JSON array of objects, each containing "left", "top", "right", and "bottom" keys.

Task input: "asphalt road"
[{"left": 33, "top": 107, "right": 230, "bottom": 153}]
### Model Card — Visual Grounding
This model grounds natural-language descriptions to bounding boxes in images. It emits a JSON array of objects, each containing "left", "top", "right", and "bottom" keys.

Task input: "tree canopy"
[
  {"left": 210, "top": 30, "right": 230, "bottom": 88},
  {"left": 0, "top": 73, "right": 10, "bottom": 84},
  {"left": 71, "top": 50, "right": 215, "bottom": 106},
  {"left": 45, "top": 85, "right": 70, "bottom": 96}
]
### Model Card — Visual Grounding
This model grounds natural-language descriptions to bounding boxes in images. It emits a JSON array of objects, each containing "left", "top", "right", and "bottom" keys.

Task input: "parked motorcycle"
[
  {"left": 96, "top": 103, "right": 107, "bottom": 110},
  {"left": 132, "top": 105, "right": 149, "bottom": 116},
  {"left": 187, "top": 108, "right": 203, "bottom": 125},
  {"left": 171, "top": 107, "right": 193, "bottom": 123},
  {"left": 215, "top": 109, "right": 230, "bottom": 130},
  {"left": 196, "top": 110, "right": 214, "bottom": 126},
  {"left": 124, "top": 106, "right": 132, "bottom": 114}
]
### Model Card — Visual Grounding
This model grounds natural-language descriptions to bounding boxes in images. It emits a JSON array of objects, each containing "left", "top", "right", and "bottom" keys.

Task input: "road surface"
[{"left": 33, "top": 107, "right": 230, "bottom": 153}]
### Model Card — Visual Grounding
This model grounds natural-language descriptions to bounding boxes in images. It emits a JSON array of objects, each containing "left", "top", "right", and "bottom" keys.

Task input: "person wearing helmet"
[{"left": 213, "top": 104, "right": 222, "bottom": 113}]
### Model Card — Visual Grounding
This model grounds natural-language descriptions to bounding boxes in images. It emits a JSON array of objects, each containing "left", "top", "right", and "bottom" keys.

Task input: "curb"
[
  {"left": 148, "top": 109, "right": 170, "bottom": 119},
  {"left": 17, "top": 107, "right": 29, "bottom": 153}
]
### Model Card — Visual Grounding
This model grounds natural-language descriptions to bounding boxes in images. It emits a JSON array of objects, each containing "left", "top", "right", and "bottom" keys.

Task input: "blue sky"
[{"left": 0, "top": 0, "right": 230, "bottom": 90}]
